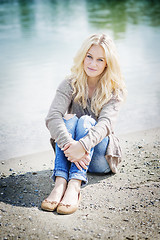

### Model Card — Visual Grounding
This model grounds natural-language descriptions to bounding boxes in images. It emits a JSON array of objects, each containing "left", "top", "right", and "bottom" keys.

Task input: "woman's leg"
[
  {"left": 57, "top": 178, "right": 82, "bottom": 208},
  {"left": 69, "top": 115, "right": 96, "bottom": 185},
  {"left": 88, "top": 136, "right": 111, "bottom": 173},
  {"left": 52, "top": 114, "right": 78, "bottom": 182},
  {"left": 45, "top": 176, "right": 67, "bottom": 203},
  {"left": 58, "top": 116, "right": 96, "bottom": 211},
  {"left": 43, "top": 114, "right": 78, "bottom": 203}
]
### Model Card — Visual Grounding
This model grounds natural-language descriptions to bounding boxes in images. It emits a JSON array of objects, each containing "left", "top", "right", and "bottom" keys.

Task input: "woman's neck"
[
  {"left": 87, "top": 77, "right": 99, "bottom": 88},
  {"left": 87, "top": 78, "right": 98, "bottom": 98}
]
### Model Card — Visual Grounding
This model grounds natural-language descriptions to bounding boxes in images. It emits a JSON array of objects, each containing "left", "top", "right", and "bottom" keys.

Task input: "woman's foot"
[
  {"left": 57, "top": 179, "right": 81, "bottom": 214},
  {"left": 41, "top": 177, "right": 67, "bottom": 211}
]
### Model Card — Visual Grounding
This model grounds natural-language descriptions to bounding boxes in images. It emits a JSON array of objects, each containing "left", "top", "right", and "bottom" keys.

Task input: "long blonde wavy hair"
[{"left": 70, "top": 33, "right": 126, "bottom": 116}]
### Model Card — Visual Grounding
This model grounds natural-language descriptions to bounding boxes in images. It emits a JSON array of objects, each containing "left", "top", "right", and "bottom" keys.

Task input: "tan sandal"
[
  {"left": 57, "top": 192, "right": 81, "bottom": 215},
  {"left": 41, "top": 199, "right": 59, "bottom": 212}
]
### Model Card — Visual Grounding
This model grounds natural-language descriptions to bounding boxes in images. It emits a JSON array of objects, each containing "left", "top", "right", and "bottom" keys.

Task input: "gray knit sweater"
[{"left": 46, "top": 79, "right": 123, "bottom": 173}]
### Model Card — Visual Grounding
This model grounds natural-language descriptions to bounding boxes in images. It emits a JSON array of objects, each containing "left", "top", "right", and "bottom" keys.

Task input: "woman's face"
[{"left": 83, "top": 44, "right": 107, "bottom": 82}]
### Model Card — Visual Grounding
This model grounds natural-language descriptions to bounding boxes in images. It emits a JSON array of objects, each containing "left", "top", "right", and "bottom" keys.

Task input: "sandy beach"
[{"left": 0, "top": 128, "right": 160, "bottom": 240}]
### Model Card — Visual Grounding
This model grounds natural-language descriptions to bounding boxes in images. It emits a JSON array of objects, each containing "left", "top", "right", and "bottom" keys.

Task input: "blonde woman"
[{"left": 41, "top": 33, "right": 126, "bottom": 214}]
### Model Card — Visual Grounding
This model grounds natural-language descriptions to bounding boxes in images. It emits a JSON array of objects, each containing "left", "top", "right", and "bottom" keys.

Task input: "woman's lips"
[{"left": 88, "top": 67, "right": 97, "bottom": 71}]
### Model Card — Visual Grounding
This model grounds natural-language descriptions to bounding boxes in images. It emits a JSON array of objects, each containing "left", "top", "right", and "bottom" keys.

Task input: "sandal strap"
[{"left": 44, "top": 199, "right": 58, "bottom": 204}]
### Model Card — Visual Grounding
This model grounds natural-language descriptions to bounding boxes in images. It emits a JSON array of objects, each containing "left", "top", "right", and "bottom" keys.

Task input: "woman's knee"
[
  {"left": 78, "top": 115, "right": 96, "bottom": 127},
  {"left": 63, "top": 114, "right": 75, "bottom": 120},
  {"left": 75, "top": 115, "right": 96, "bottom": 140},
  {"left": 63, "top": 114, "right": 78, "bottom": 137}
]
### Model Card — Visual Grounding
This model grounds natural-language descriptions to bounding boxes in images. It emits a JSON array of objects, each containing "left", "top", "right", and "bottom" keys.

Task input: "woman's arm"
[
  {"left": 79, "top": 93, "right": 123, "bottom": 152},
  {"left": 46, "top": 79, "right": 90, "bottom": 170},
  {"left": 45, "top": 79, "right": 73, "bottom": 148}
]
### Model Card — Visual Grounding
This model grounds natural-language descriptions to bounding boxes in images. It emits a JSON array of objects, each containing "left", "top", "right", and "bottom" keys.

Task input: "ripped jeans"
[{"left": 52, "top": 115, "right": 111, "bottom": 185}]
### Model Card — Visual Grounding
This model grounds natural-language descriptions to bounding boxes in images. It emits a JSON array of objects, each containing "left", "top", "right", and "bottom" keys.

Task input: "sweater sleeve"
[
  {"left": 79, "top": 93, "right": 123, "bottom": 153},
  {"left": 45, "top": 79, "right": 73, "bottom": 148}
]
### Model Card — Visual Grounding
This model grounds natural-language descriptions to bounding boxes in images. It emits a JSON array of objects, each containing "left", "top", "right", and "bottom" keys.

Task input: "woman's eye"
[
  {"left": 98, "top": 59, "right": 103, "bottom": 62},
  {"left": 87, "top": 55, "right": 92, "bottom": 59}
]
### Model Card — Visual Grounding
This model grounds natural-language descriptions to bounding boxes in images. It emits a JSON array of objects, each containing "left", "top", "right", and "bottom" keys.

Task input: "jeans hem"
[
  {"left": 69, "top": 172, "right": 88, "bottom": 186},
  {"left": 51, "top": 169, "right": 68, "bottom": 182}
]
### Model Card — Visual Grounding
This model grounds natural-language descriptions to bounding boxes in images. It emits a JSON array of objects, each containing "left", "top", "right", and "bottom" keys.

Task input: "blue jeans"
[{"left": 52, "top": 115, "right": 111, "bottom": 186}]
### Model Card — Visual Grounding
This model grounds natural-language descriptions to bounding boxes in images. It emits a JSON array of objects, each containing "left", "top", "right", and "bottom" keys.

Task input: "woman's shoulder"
[
  {"left": 110, "top": 89, "right": 126, "bottom": 102},
  {"left": 99, "top": 90, "right": 124, "bottom": 113},
  {"left": 57, "top": 77, "right": 73, "bottom": 93}
]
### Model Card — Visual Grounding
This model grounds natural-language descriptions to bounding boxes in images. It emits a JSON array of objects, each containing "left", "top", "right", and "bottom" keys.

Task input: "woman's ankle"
[
  {"left": 59, "top": 179, "right": 81, "bottom": 205},
  {"left": 46, "top": 177, "right": 67, "bottom": 201},
  {"left": 67, "top": 179, "right": 81, "bottom": 192},
  {"left": 54, "top": 176, "right": 67, "bottom": 191}
]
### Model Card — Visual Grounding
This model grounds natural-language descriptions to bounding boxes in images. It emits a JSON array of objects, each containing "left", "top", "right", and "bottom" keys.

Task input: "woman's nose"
[{"left": 90, "top": 59, "right": 97, "bottom": 67}]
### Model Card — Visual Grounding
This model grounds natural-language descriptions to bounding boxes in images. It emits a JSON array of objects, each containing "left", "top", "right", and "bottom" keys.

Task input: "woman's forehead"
[{"left": 87, "top": 44, "right": 105, "bottom": 57}]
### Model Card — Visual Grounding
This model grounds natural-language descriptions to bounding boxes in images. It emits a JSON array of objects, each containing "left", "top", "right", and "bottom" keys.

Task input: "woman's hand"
[
  {"left": 62, "top": 141, "right": 91, "bottom": 170},
  {"left": 63, "top": 140, "right": 86, "bottom": 161},
  {"left": 74, "top": 154, "right": 91, "bottom": 171}
]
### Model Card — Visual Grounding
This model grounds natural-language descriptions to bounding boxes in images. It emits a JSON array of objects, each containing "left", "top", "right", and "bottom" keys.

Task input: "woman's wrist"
[{"left": 78, "top": 139, "right": 89, "bottom": 154}]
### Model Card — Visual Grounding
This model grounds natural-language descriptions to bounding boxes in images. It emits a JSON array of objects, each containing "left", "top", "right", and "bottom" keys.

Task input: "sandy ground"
[{"left": 0, "top": 128, "right": 160, "bottom": 240}]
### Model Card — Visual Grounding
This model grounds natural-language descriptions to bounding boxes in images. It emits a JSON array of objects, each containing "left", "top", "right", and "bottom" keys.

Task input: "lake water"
[{"left": 0, "top": 0, "right": 160, "bottom": 160}]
